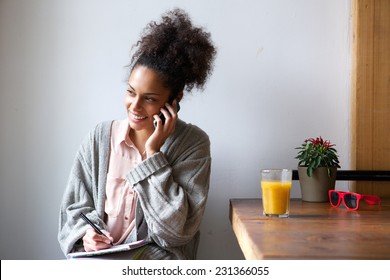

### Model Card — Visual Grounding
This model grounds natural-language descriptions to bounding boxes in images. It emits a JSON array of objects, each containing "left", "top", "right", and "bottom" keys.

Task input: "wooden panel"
[{"left": 350, "top": 0, "right": 390, "bottom": 197}]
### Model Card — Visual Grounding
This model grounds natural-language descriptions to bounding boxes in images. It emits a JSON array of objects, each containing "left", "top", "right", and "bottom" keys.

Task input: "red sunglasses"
[{"left": 328, "top": 190, "right": 380, "bottom": 211}]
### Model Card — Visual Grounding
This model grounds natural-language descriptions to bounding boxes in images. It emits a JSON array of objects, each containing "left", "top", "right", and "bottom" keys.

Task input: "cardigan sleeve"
[
  {"left": 126, "top": 123, "right": 211, "bottom": 248},
  {"left": 57, "top": 122, "right": 110, "bottom": 256}
]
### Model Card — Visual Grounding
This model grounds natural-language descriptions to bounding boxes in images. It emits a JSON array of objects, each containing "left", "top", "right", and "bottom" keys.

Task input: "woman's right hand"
[
  {"left": 82, "top": 228, "right": 114, "bottom": 252},
  {"left": 145, "top": 100, "right": 179, "bottom": 158}
]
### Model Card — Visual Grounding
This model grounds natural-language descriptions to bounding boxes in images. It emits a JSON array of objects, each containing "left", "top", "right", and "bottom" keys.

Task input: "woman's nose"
[{"left": 131, "top": 96, "right": 142, "bottom": 110}]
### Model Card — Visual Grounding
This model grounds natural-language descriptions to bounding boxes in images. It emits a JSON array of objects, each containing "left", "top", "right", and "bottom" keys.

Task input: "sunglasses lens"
[
  {"left": 330, "top": 192, "right": 339, "bottom": 206},
  {"left": 344, "top": 194, "right": 358, "bottom": 209}
]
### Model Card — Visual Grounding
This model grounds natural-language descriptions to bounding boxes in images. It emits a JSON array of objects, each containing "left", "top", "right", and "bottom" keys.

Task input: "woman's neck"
[{"left": 128, "top": 128, "right": 153, "bottom": 154}]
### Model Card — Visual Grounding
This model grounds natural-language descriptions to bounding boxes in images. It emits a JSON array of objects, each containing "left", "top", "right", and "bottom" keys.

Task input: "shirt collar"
[{"left": 116, "top": 119, "right": 134, "bottom": 149}]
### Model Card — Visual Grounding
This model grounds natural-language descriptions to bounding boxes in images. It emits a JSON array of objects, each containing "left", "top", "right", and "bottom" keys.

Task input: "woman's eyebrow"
[
  {"left": 127, "top": 84, "right": 135, "bottom": 91},
  {"left": 127, "top": 83, "right": 161, "bottom": 96}
]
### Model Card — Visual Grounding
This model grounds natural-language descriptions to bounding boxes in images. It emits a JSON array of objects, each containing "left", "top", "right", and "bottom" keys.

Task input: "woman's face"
[{"left": 125, "top": 65, "right": 171, "bottom": 132}]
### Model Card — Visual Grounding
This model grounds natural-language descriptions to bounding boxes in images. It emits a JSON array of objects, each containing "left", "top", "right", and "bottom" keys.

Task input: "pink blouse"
[{"left": 104, "top": 119, "right": 144, "bottom": 244}]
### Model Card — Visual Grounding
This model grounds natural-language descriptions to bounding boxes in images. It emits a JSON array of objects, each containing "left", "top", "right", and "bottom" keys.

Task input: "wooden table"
[{"left": 229, "top": 198, "right": 390, "bottom": 259}]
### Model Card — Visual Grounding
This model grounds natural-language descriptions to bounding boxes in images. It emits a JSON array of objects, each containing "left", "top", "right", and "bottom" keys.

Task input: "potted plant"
[{"left": 295, "top": 136, "right": 340, "bottom": 202}]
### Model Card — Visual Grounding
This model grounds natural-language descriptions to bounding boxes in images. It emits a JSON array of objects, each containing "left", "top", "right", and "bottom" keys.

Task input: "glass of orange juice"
[{"left": 260, "top": 169, "right": 292, "bottom": 218}]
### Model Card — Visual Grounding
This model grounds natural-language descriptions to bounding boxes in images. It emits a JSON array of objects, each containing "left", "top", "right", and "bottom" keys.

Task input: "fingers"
[
  {"left": 157, "top": 101, "right": 178, "bottom": 129},
  {"left": 153, "top": 114, "right": 162, "bottom": 129},
  {"left": 166, "top": 100, "right": 179, "bottom": 120},
  {"left": 147, "top": 100, "right": 179, "bottom": 157},
  {"left": 82, "top": 229, "right": 113, "bottom": 252},
  {"left": 101, "top": 230, "right": 114, "bottom": 245}
]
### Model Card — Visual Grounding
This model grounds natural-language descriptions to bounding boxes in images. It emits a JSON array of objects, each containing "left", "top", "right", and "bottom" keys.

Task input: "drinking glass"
[{"left": 260, "top": 169, "right": 292, "bottom": 218}]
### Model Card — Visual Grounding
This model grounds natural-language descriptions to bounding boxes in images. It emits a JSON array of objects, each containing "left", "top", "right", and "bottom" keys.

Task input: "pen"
[{"left": 80, "top": 212, "right": 114, "bottom": 246}]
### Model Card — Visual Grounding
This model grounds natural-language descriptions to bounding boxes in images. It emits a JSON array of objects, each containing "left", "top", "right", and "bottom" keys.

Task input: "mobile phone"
[{"left": 153, "top": 99, "right": 180, "bottom": 127}]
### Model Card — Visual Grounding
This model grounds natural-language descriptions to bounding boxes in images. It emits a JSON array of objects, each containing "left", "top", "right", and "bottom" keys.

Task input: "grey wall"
[{"left": 0, "top": 0, "right": 351, "bottom": 259}]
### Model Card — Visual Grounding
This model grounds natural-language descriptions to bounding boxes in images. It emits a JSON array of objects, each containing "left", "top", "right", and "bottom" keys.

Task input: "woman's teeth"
[{"left": 131, "top": 113, "right": 147, "bottom": 120}]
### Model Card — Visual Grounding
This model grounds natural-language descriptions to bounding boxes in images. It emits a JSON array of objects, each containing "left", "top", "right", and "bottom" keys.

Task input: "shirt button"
[{"left": 125, "top": 216, "right": 128, "bottom": 220}]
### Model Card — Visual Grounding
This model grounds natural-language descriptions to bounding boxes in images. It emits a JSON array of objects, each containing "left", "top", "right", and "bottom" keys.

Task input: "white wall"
[{"left": 0, "top": 0, "right": 351, "bottom": 259}]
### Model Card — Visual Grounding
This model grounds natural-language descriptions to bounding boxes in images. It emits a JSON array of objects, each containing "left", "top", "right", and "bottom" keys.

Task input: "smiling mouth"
[{"left": 130, "top": 113, "right": 148, "bottom": 121}]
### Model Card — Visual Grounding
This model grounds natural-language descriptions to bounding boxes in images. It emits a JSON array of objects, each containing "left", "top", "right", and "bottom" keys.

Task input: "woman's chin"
[{"left": 128, "top": 118, "right": 153, "bottom": 131}]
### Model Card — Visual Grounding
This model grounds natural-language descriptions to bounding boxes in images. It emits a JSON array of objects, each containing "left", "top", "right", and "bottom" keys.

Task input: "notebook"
[{"left": 66, "top": 239, "right": 148, "bottom": 259}]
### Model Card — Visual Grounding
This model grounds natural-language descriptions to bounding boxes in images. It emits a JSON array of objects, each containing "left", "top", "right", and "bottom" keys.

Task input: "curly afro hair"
[{"left": 129, "top": 8, "right": 217, "bottom": 98}]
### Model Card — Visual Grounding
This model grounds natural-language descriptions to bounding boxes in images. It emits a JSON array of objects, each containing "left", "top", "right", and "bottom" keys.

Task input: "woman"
[{"left": 58, "top": 8, "right": 216, "bottom": 260}]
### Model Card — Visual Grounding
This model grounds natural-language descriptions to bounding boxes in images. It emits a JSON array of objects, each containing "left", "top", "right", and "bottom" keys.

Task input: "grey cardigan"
[{"left": 58, "top": 119, "right": 211, "bottom": 259}]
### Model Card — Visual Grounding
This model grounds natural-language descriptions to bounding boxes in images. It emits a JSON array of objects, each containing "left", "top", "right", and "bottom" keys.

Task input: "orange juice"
[{"left": 261, "top": 181, "right": 292, "bottom": 215}]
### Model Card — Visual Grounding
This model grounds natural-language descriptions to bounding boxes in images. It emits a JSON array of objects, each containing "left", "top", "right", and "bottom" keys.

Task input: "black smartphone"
[{"left": 153, "top": 98, "right": 180, "bottom": 127}]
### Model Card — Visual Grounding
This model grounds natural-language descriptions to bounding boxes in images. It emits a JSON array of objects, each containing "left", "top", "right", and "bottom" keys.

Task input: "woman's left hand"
[{"left": 145, "top": 100, "right": 178, "bottom": 157}]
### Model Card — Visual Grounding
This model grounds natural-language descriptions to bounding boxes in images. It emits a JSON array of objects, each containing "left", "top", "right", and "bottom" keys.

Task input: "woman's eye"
[
  {"left": 126, "top": 90, "right": 136, "bottom": 96},
  {"left": 145, "top": 97, "right": 157, "bottom": 102}
]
